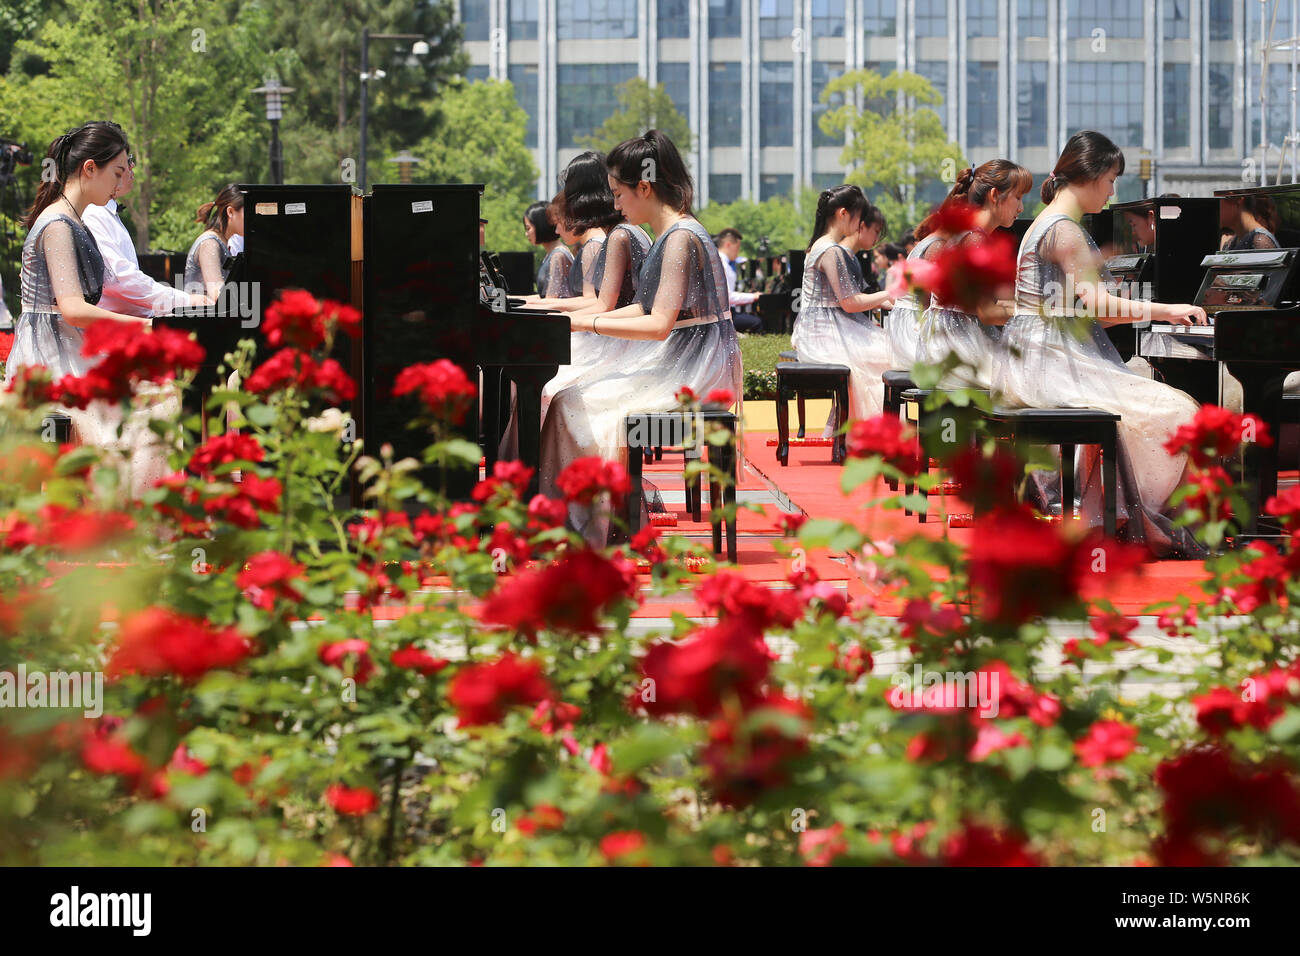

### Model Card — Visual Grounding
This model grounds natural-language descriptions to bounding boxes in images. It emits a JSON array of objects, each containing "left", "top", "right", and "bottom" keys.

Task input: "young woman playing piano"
[
  {"left": 998, "top": 130, "right": 1209, "bottom": 558},
  {"left": 791, "top": 185, "right": 896, "bottom": 421},
  {"left": 539, "top": 129, "right": 743, "bottom": 546},
  {"left": 522, "top": 151, "right": 617, "bottom": 310},
  {"left": 524, "top": 200, "right": 572, "bottom": 297},
  {"left": 184, "top": 184, "right": 244, "bottom": 303},
  {"left": 915, "top": 159, "right": 1032, "bottom": 389}
]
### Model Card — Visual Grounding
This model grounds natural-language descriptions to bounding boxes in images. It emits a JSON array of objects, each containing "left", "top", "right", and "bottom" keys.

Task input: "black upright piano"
[
  {"left": 1138, "top": 184, "right": 1300, "bottom": 534},
  {"left": 363, "top": 184, "right": 568, "bottom": 497},
  {"left": 1103, "top": 197, "right": 1219, "bottom": 363}
]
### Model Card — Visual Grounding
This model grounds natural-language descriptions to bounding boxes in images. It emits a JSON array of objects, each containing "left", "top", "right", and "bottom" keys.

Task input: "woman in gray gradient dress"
[
  {"left": 539, "top": 131, "right": 743, "bottom": 546},
  {"left": 184, "top": 183, "right": 244, "bottom": 301}
]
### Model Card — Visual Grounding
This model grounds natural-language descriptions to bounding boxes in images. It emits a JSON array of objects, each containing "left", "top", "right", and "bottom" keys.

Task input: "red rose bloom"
[
  {"left": 1164, "top": 404, "right": 1272, "bottom": 467},
  {"left": 705, "top": 388, "right": 735, "bottom": 407},
  {"left": 325, "top": 783, "right": 379, "bottom": 816},
  {"left": 392, "top": 359, "right": 477, "bottom": 423},
  {"left": 940, "top": 823, "right": 1041, "bottom": 866},
  {"left": 189, "top": 432, "right": 265, "bottom": 473},
  {"left": 480, "top": 548, "right": 636, "bottom": 640},
  {"left": 846, "top": 414, "right": 922, "bottom": 474},
  {"left": 637, "top": 615, "right": 773, "bottom": 718},
  {"left": 702, "top": 693, "right": 810, "bottom": 807},
  {"left": 261, "top": 290, "right": 358, "bottom": 349},
  {"left": 236, "top": 550, "right": 305, "bottom": 610},
  {"left": 318, "top": 638, "right": 375, "bottom": 684},
  {"left": 928, "top": 230, "right": 1018, "bottom": 313},
  {"left": 106, "top": 607, "right": 253, "bottom": 682},
  {"left": 599, "top": 830, "right": 648, "bottom": 864},
  {"left": 1075, "top": 720, "right": 1138, "bottom": 767},
  {"left": 554, "top": 456, "right": 632, "bottom": 505},
  {"left": 391, "top": 645, "right": 449, "bottom": 676},
  {"left": 517, "top": 803, "right": 565, "bottom": 836},
  {"left": 447, "top": 652, "right": 552, "bottom": 727}
]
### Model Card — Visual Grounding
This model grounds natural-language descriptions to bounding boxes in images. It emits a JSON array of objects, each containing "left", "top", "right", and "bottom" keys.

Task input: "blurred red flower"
[
  {"left": 392, "top": 359, "right": 476, "bottom": 423},
  {"left": 447, "top": 652, "right": 552, "bottom": 727},
  {"left": 325, "top": 783, "right": 379, "bottom": 816},
  {"left": 480, "top": 547, "right": 635, "bottom": 640},
  {"left": 107, "top": 607, "right": 253, "bottom": 682}
]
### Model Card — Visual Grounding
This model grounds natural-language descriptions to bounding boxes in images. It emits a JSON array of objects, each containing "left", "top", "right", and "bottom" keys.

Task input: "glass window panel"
[
  {"left": 1162, "top": 62, "right": 1189, "bottom": 149},
  {"left": 760, "top": 61, "right": 794, "bottom": 146},
  {"left": 461, "top": 0, "right": 491, "bottom": 41},
  {"left": 658, "top": 0, "right": 690, "bottom": 39},
  {"left": 557, "top": 0, "right": 638, "bottom": 39},
  {"left": 709, "top": 173, "right": 742, "bottom": 204},
  {"left": 812, "top": 61, "right": 844, "bottom": 147},
  {"left": 1017, "top": 60, "right": 1047, "bottom": 147},
  {"left": 557, "top": 63, "right": 639, "bottom": 146},
  {"left": 863, "top": 0, "right": 897, "bottom": 37},
  {"left": 709, "top": 0, "right": 742, "bottom": 36},
  {"left": 709, "top": 62, "right": 743, "bottom": 147},
  {"left": 509, "top": 0, "right": 538, "bottom": 40},
  {"left": 1066, "top": 60, "right": 1144, "bottom": 147},
  {"left": 508, "top": 64, "right": 539, "bottom": 148},
  {"left": 966, "top": 61, "right": 998, "bottom": 148},
  {"left": 812, "top": 0, "right": 845, "bottom": 37}
]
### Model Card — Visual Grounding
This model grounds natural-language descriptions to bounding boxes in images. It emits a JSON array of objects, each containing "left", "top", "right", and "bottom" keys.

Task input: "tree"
[
  {"left": 696, "top": 188, "right": 821, "bottom": 259},
  {"left": 820, "top": 69, "right": 966, "bottom": 240},
  {"left": 410, "top": 78, "right": 539, "bottom": 253},
  {"left": 577, "top": 77, "right": 692, "bottom": 157},
  {"left": 1, "top": 0, "right": 275, "bottom": 252}
]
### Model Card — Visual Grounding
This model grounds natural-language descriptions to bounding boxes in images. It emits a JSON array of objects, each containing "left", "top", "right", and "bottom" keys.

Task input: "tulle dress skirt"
[
  {"left": 539, "top": 316, "right": 743, "bottom": 545},
  {"left": 916, "top": 303, "right": 1002, "bottom": 389},
  {"left": 5, "top": 312, "right": 179, "bottom": 497},
  {"left": 886, "top": 294, "right": 925, "bottom": 372},
  {"left": 996, "top": 314, "right": 1203, "bottom": 557},
  {"left": 792, "top": 305, "right": 892, "bottom": 422}
]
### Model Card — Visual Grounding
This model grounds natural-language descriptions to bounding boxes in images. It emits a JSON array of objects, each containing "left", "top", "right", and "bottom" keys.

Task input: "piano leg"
[
  {"left": 1231, "top": 365, "right": 1288, "bottom": 536},
  {"left": 506, "top": 364, "right": 560, "bottom": 499},
  {"left": 480, "top": 366, "right": 503, "bottom": 478}
]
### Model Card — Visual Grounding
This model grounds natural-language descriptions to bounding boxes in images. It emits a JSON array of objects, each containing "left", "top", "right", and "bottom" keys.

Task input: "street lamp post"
[
  {"left": 359, "top": 30, "right": 430, "bottom": 190},
  {"left": 252, "top": 77, "right": 295, "bottom": 184}
]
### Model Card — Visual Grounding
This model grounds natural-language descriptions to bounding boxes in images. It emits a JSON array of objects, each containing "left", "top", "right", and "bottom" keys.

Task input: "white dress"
[
  {"left": 996, "top": 212, "right": 1204, "bottom": 558},
  {"left": 915, "top": 229, "right": 1003, "bottom": 389},
  {"left": 884, "top": 232, "right": 944, "bottom": 371},
  {"left": 539, "top": 218, "right": 743, "bottom": 545},
  {"left": 792, "top": 235, "right": 892, "bottom": 422}
]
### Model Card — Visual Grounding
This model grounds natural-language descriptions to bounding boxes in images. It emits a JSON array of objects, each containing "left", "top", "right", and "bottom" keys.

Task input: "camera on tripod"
[{"left": 0, "top": 139, "right": 34, "bottom": 188}]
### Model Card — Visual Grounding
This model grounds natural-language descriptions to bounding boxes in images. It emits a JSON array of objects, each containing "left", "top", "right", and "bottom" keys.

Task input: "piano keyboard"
[{"left": 1147, "top": 323, "right": 1216, "bottom": 336}]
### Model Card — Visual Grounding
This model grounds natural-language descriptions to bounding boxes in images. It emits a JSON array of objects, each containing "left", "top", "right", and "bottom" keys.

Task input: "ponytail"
[
  {"left": 606, "top": 129, "right": 694, "bottom": 214},
  {"left": 806, "top": 184, "right": 869, "bottom": 251},
  {"left": 196, "top": 183, "right": 244, "bottom": 237},
  {"left": 23, "top": 121, "right": 132, "bottom": 228},
  {"left": 1042, "top": 130, "right": 1125, "bottom": 204}
]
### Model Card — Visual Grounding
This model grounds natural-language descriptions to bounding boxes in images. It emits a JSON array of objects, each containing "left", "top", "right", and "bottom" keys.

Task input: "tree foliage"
[{"left": 577, "top": 77, "right": 692, "bottom": 157}]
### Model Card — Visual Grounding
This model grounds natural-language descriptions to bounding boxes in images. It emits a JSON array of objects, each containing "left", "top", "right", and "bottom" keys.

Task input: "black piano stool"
[
  {"left": 624, "top": 410, "right": 738, "bottom": 563},
  {"left": 882, "top": 370, "right": 918, "bottom": 490},
  {"left": 777, "top": 350, "right": 808, "bottom": 439},
  {"left": 776, "top": 362, "right": 850, "bottom": 464},
  {"left": 984, "top": 406, "right": 1120, "bottom": 538}
]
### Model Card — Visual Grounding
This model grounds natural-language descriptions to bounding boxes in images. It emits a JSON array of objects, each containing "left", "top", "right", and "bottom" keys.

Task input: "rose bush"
[{"left": 0, "top": 290, "right": 1298, "bottom": 866}]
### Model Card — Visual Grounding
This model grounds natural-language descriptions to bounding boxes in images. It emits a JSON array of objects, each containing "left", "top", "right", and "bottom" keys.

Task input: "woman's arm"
[
  {"left": 825, "top": 249, "right": 894, "bottom": 313},
  {"left": 197, "top": 238, "right": 226, "bottom": 301},
  {"left": 44, "top": 220, "right": 148, "bottom": 327}
]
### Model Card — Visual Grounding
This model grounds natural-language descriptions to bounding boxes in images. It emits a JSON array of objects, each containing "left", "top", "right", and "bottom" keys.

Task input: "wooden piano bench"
[
  {"left": 624, "top": 410, "right": 739, "bottom": 563},
  {"left": 775, "top": 362, "right": 851, "bottom": 464},
  {"left": 983, "top": 406, "right": 1120, "bottom": 538}
]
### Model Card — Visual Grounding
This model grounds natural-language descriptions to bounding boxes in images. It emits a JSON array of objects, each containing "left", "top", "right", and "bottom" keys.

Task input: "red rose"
[
  {"left": 517, "top": 803, "right": 565, "bottom": 836},
  {"left": 705, "top": 388, "right": 735, "bottom": 407},
  {"left": 325, "top": 783, "right": 379, "bottom": 816},
  {"left": 262, "top": 290, "right": 357, "bottom": 350},
  {"left": 693, "top": 571, "right": 802, "bottom": 630},
  {"left": 835, "top": 643, "right": 872, "bottom": 680},
  {"left": 554, "top": 456, "right": 631, "bottom": 505},
  {"left": 799, "top": 823, "right": 848, "bottom": 867},
  {"left": 392, "top": 359, "right": 477, "bottom": 423},
  {"left": 480, "top": 548, "right": 635, "bottom": 640},
  {"left": 33, "top": 504, "right": 134, "bottom": 551},
  {"left": 447, "top": 652, "right": 552, "bottom": 727},
  {"left": 940, "top": 823, "right": 1041, "bottom": 866},
  {"left": 1266, "top": 484, "right": 1300, "bottom": 528},
  {"left": 1074, "top": 720, "right": 1138, "bottom": 767},
  {"left": 846, "top": 414, "right": 922, "bottom": 474},
  {"left": 926, "top": 230, "right": 1018, "bottom": 313},
  {"left": 778, "top": 511, "right": 806, "bottom": 537},
  {"left": 701, "top": 693, "right": 810, "bottom": 807},
  {"left": 599, "top": 830, "right": 648, "bottom": 864},
  {"left": 1164, "top": 404, "right": 1272, "bottom": 467},
  {"left": 674, "top": 386, "right": 697, "bottom": 404},
  {"left": 525, "top": 494, "right": 567, "bottom": 531},
  {"left": 106, "top": 607, "right": 253, "bottom": 682},
  {"left": 391, "top": 645, "right": 449, "bottom": 676},
  {"left": 637, "top": 615, "right": 773, "bottom": 718},
  {"left": 236, "top": 550, "right": 305, "bottom": 610},
  {"left": 189, "top": 432, "right": 265, "bottom": 473},
  {"left": 200, "top": 474, "right": 283, "bottom": 529},
  {"left": 318, "top": 638, "right": 375, "bottom": 684}
]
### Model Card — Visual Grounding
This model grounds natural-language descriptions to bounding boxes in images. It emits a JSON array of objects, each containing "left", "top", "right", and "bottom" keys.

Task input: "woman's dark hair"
[
  {"left": 1244, "top": 194, "right": 1280, "bottom": 235},
  {"left": 557, "top": 151, "right": 622, "bottom": 232},
  {"left": 861, "top": 203, "right": 887, "bottom": 234},
  {"left": 24, "top": 121, "right": 132, "bottom": 228},
  {"left": 196, "top": 183, "right": 244, "bottom": 236},
  {"left": 606, "top": 129, "right": 694, "bottom": 215},
  {"left": 879, "top": 243, "right": 906, "bottom": 263},
  {"left": 525, "top": 200, "right": 558, "bottom": 243},
  {"left": 916, "top": 159, "right": 1033, "bottom": 239},
  {"left": 1042, "top": 130, "right": 1126, "bottom": 204},
  {"left": 806, "top": 184, "right": 869, "bottom": 251}
]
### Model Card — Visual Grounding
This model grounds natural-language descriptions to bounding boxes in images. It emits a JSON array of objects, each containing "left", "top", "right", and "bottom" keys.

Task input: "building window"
[
  {"left": 1018, "top": 0, "right": 1047, "bottom": 38},
  {"left": 915, "top": 0, "right": 947, "bottom": 37},
  {"left": 968, "top": 0, "right": 997, "bottom": 37},
  {"left": 966, "top": 61, "right": 998, "bottom": 148},
  {"left": 761, "top": 173, "right": 792, "bottom": 201},
  {"left": 1017, "top": 61, "right": 1047, "bottom": 147},
  {"left": 709, "top": 62, "right": 743, "bottom": 147},
  {"left": 760, "top": 61, "right": 794, "bottom": 147},
  {"left": 509, "top": 0, "right": 538, "bottom": 40},
  {"left": 863, "top": 0, "right": 897, "bottom": 37},
  {"left": 710, "top": 174, "right": 742, "bottom": 204},
  {"left": 557, "top": 0, "right": 637, "bottom": 39},
  {"left": 1068, "top": 0, "right": 1143, "bottom": 39},
  {"left": 709, "top": 0, "right": 741, "bottom": 37},
  {"left": 557, "top": 63, "right": 638, "bottom": 146},
  {"left": 658, "top": 61, "right": 691, "bottom": 123},
  {"left": 1247, "top": 63, "right": 1289, "bottom": 152},
  {"left": 1162, "top": 0, "right": 1189, "bottom": 39},
  {"left": 1162, "top": 63, "right": 1189, "bottom": 149},
  {"left": 1209, "top": 63, "right": 1233, "bottom": 150},
  {"left": 465, "top": 64, "right": 491, "bottom": 82},
  {"left": 1067, "top": 60, "right": 1143, "bottom": 147},
  {"left": 658, "top": 0, "right": 689, "bottom": 39},
  {"left": 811, "top": 0, "right": 845, "bottom": 37},
  {"left": 461, "top": 0, "right": 490, "bottom": 41},
  {"left": 812, "top": 61, "right": 844, "bottom": 147},
  {"left": 508, "top": 65, "right": 538, "bottom": 148},
  {"left": 760, "top": 0, "right": 795, "bottom": 39},
  {"left": 915, "top": 59, "right": 948, "bottom": 122},
  {"left": 811, "top": 172, "right": 842, "bottom": 190},
  {"left": 1208, "top": 0, "right": 1233, "bottom": 41}
]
